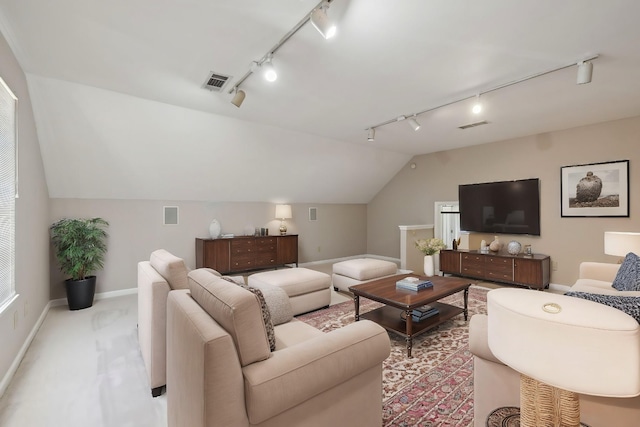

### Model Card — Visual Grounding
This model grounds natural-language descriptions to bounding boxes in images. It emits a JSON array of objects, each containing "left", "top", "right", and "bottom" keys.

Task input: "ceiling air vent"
[
  {"left": 458, "top": 120, "right": 489, "bottom": 130},
  {"left": 203, "top": 71, "right": 231, "bottom": 92}
]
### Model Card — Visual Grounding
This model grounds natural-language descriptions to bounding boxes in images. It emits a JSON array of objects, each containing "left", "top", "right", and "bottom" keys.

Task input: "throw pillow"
[
  {"left": 565, "top": 291, "right": 640, "bottom": 323},
  {"left": 222, "top": 277, "right": 276, "bottom": 351},
  {"left": 250, "top": 283, "right": 293, "bottom": 325},
  {"left": 612, "top": 252, "right": 640, "bottom": 292}
]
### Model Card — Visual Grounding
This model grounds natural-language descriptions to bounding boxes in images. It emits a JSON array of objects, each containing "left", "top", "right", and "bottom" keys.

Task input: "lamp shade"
[
  {"left": 604, "top": 231, "right": 640, "bottom": 257},
  {"left": 275, "top": 204, "right": 292, "bottom": 219}
]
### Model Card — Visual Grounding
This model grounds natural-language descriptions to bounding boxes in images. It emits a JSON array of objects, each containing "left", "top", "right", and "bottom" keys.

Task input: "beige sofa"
[
  {"left": 470, "top": 261, "right": 640, "bottom": 426},
  {"left": 137, "top": 249, "right": 190, "bottom": 397},
  {"left": 571, "top": 261, "right": 640, "bottom": 295},
  {"left": 166, "top": 268, "right": 391, "bottom": 427}
]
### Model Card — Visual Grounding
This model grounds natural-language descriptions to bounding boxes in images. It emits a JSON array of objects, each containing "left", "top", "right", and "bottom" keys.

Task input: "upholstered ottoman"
[
  {"left": 332, "top": 258, "right": 399, "bottom": 292},
  {"left": 248, "top": 268, "right": 331, "bottom": 315}
]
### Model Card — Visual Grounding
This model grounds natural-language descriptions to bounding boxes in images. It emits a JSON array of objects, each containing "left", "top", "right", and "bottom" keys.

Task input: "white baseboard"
[
  {"left": 548, "top": 283, "right": 570, "bottom": 292},
  {"left": 299, "top": 254, "right": 401, "bottom": 267}
]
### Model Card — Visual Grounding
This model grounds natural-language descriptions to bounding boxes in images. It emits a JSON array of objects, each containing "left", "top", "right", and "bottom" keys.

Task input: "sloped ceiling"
[{"left": 1, "top": 0, "right": 640, "bottom": 203}]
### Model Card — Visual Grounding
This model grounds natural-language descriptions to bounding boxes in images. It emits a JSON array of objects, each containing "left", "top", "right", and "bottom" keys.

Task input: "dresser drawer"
[
  {"left": 255, "top": 237, "right": 277, "bottom": 253},
  {"left": 484, "top": 256, "right": 512, "bottom": 274},
  {"left": 461, "top": 266, "right": 484, "bottom": 278},
  {"left": 461, "top": 254, "right": 484, "bottom": 268},
  {"left": 231, "top": 255, "right": 253, "bottom": 270}
]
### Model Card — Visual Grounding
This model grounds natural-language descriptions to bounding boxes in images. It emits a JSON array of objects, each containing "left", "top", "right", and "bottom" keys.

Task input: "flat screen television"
[{"left": 458, "top": 178, "right": 541, "bottom": 236}]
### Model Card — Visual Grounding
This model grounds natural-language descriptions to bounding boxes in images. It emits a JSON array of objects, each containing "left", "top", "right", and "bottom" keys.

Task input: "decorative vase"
[
  {"left": 507, "top": 240, "right": 522, "bottom": 255},
  {"left": 209, "top": 219, "right": 221, "bottom": 239},
  {"left": 423, "top": 255, "right": 435, "bottom": 277},
  {"left": 489, "top": 236, "right": 501, "bottom": 252}
]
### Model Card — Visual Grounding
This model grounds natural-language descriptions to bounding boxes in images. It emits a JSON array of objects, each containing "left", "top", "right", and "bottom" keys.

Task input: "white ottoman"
[
  {"left": 248, "top": 268, "right": 331, "bottom": 315},
  {"left": 332, "top": 258, "right": 399, "bottom": 292}
]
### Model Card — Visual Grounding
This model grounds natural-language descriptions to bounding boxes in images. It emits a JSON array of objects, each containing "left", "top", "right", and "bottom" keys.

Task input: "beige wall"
[
  {"left": 367, "top": 116, "right": 640, "bottom": 286},
  {"left": 0, "top": 32, "right": 50, "bottom": 384},
  {"left": 49, "top": 200, "right": 366, "bottom": 299}
]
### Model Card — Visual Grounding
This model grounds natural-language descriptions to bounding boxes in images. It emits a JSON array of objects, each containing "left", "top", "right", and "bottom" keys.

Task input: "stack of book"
[
  {"left": 395, "top": 276, "right": 433, "bottom": 291},
  {"left": 411, "top": 304, "right": 440, "bottom": 322}
]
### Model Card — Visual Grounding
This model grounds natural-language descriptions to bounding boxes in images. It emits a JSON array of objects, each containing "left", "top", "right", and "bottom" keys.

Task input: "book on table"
[
  {"left": 411, "top": 304, "right": 439, "bottom": 322},
  {"left": 396, "top": 277, "right": 433, "bottom": 291}
]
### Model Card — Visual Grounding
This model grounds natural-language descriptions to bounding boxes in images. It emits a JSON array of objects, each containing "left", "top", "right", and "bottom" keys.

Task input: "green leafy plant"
[
  {"left": 50, "top": 218, "right": 109, "bottom": 281},
  {"left": 415, "top": 237, "right": 446, "bottom": 256}
]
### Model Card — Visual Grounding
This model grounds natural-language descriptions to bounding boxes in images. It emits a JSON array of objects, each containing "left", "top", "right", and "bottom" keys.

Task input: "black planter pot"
[{"left": 65, "top": 276, "right": 97, "bottom": 310}]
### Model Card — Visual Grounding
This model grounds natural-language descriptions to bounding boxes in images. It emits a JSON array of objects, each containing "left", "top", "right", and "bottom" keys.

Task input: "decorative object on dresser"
[
  {"left": 560, "top": 159, "right": 629, "bottom": 217},
  {"left": 195, "top": 234, "right": 298, "bottom": 274},
  {"left": 208, "top": 219, "right": 221, "bottom": 239},
  {"left": 439, "top": 249, "right": 550, "bottom": 289},
  {"left": 489, "top": 235, "right": 502, "bottom": 252},
  {"left": 275, "top": 204, "right": 292, "bottom": 235},
  {"left": 507, "top": 240, "right": 522, "bottom": 255},
  {"left": 415, "top": 237, "right": 446, "bottom": 277}
]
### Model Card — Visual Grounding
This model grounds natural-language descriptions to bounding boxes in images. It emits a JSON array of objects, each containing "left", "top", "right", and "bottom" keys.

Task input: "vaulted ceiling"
[{"left": 1, "top": 0, "right": 640, "bottom": 203}]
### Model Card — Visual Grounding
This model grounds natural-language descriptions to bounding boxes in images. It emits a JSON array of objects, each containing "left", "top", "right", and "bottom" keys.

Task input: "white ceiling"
[{"left": 1, "top": 0, "right": 640, "bottom": 203}]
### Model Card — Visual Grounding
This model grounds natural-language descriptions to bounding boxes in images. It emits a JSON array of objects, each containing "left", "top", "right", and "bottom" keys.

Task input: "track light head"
[
  {"left": 310, "top": 5, "right": 336, "bottom": 39},
  {"left": 577, "top": 61, "right": 593, "bottom": 84},
  {"left": 408, "top": 117, "right": 421, "bottom": 131},
  {"left": 231, "top": 89, "right": 246, "bottom": 108},
  {"left": 367, "top": 128, "right": 375, "bottom": 141},
  {"left": 262, "top": 55, "right": 277, "bottom": 82},
  {"left": 472, "top": 94, "right": 482, "bottom": 114}
]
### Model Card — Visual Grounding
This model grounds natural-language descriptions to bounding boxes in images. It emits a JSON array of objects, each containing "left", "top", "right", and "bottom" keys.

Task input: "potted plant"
[
  {"left": 50, "top": 217, "right": 109, "bottom": 310},
  {"left": 415, "top": 237, "right": 446, "bottom": 277}
]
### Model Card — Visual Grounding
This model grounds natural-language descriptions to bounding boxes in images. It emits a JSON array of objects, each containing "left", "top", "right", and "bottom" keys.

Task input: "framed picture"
[{"left": 560, "top": 159, "right": 629, "bottom": 217}]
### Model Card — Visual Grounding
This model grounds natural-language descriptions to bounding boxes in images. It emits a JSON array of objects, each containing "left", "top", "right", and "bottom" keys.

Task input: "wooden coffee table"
[{"left": 349, "top": 274, "right": 472, "bottom": 357}]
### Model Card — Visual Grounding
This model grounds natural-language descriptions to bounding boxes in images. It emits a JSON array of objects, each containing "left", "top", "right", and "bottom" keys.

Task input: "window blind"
[{"left": 0, "top": 77, "right": 17, "bottom": 311}]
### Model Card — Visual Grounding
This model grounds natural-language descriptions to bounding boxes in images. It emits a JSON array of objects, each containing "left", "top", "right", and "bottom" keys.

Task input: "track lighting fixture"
[
  {"left": 262, "top": 54, "right": 277, "bottom": 82},
  {"left": 472, "top": 94, "right": 482, "bottom": 114},
  {"left": 365, "top": 54, "right": 599, "bottom": 141},
  {"left": 227, "top": 1, "right": 337, "bottom": 104},
  {"left": 231, "top": 89, "right": 246, "bottom": 108},
  {"left": 408, "top": 116, "right": 421, "bottom": 131},
  {"left": 576, "top": 61, "right": 593, "bottom": 84},
  {"left": 367, "top": 128, "right": 375, "bottom": 141},
  {"left": 310, "top": 3, "right": 336, "bottom": 39}
]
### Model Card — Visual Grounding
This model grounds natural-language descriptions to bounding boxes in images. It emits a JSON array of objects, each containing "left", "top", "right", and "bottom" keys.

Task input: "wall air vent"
[
  {"left": 458, "top": 120, "right": 489, "bottom": 130},
  {"left": 203, "top": 71, "right": 231, "bottom": 92}
]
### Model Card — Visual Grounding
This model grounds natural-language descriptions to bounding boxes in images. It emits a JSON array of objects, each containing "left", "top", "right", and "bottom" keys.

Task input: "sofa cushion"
[
  {"left": 612, "top": 253, "right": 640, "bottom": 292},
  {"left": 188, "top": 269, "right": 271, "bottom": 366},
  {"left": 565, "top": 291, "right": 640, "bottom": 323},
  {"left": 149, "top": 249, "right": 189, "bottom": 290},
  {"left": 222, "top": 277, "right": 276, "bottom": 351}
]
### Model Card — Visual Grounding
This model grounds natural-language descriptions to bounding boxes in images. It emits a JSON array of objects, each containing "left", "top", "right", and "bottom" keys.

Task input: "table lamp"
[
  {"left": 604, "top": 231, "right": 640, "bottom": 262},
  {"left": 275, "top": 204, "right": 292, "bottom": 235}
]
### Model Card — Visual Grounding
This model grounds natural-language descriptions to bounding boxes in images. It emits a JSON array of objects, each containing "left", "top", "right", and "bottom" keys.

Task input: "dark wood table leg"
[
  {"left": 353, "top": 295, "right": 360, "bottom": 321},
  {"left": 405, "top": 309, "right": 413, "bottom": 358},
  {"left": 463, "top": 287, "right": 469, "bottom": 321}
]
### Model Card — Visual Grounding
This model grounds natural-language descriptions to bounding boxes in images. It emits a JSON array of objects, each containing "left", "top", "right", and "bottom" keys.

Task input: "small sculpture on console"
[{"left": 489, "top": 235, "right": 502, "bottom": 252}]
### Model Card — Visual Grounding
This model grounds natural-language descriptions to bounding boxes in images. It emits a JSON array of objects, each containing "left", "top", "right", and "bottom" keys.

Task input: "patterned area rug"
[{"left": 298, "top": 285, "right": 488, "bottom": 427}]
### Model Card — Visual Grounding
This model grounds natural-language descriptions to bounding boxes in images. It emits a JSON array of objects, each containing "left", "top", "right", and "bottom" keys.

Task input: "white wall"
[
  {"left": 0, "top": 31, "right": 50, "bottom": 387},
  {"left": 49, "top": 200, "right": 367, "bottom": 299},
  {"left": 367, "top": 115, "right": 640, "bottom": 286}
]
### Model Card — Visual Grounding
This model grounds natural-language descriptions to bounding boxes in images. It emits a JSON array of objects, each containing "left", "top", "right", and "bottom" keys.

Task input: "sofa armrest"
[
  {"left": 137, "top": 261, "right": 173, "bottom": 389},
  {"left": 241, "top": 320, "right": 390, "bottom": 424},
  {"left": 579, "top": 262, "right": 620, "bottom": 282},
  {"left": 469, "top": 314, "right": 503, "bottom": 365}
]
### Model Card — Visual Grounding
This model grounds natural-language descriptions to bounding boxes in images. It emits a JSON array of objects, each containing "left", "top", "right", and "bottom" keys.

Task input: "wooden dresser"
[
  {"left": 195, "top": 235, "right": 298, "bottom": 274},
  {"left": 439, "top": 249, "right": 550, "bottom": 289}
]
